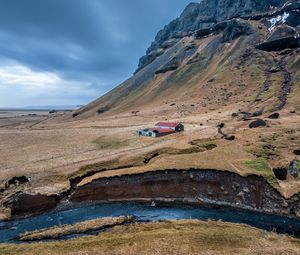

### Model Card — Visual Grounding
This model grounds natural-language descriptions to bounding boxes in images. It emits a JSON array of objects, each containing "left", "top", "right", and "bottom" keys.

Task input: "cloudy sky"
[{"left": 0, "top": 0, "right": 193, "bottom": 108}]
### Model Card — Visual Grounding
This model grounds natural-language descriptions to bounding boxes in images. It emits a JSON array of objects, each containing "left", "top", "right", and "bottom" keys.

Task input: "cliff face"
[
  {"left": 136, "top": 0, "right": 287, "bottom": 73},
  {"left": 6, "top": 169, "right": 300, "bottom": 219},
  {"left": 69, "top": 169, "right": 300, "bottom": 219}
]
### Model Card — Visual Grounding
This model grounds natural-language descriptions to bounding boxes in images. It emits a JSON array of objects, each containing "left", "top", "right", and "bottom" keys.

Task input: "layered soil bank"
[
  {"left": 70, "top": 169, "right": 300, "bottom": 218},
  {"left": 5, "top": 169, "right": 300, "bottom": 219}
]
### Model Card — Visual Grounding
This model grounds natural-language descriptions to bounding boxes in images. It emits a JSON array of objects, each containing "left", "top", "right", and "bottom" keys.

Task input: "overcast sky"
[{"left": 0, "top": 0, "right": 193, "bottom": 108}]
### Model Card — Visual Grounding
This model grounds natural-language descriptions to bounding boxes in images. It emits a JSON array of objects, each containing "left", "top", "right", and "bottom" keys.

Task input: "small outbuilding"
[{"left": 136, "top": 122, "right": 184, "bottom": 138}]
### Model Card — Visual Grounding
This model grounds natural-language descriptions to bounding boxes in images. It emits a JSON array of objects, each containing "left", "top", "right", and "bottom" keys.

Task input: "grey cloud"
[{"left": 0, "top": 0, "right": 193, "bottom": 107}]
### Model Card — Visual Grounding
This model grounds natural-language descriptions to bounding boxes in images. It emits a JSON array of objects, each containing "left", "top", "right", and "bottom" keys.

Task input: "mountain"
[{"left": 73, "top": 0, "right": 300, "bottom": 118}]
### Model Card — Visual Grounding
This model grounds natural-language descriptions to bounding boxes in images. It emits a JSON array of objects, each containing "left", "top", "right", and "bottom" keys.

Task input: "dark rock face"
[
  {"left": 222, "top": 19, "right": 254, "bottom": 42},
  {"left": 256, "top": 36, "right": 300, "bottom": 52},
  {"left": 196, "top": 19, "right": 254, "bottom": 42},
  {"left": 286, "top": 9, "right": 300, "bottom": 27},
  {"left": 155, "top": 58, "right": 179, "bottom": 74},
  {"left": 195, "top": 28, "right": 214, "bottom": 38},
  {"left": 273, "top": 168, "right": 288, "bottom": 180},
  {"left": 249, "top": 119, "right": 267, "bottom": 128},
  {"left": 136, "top": 0, "right": 287, "bottom": 73},
  {"left": 6, "top": 176, "right": 29, "bottom": 188},
  {"left": 294, "top": 149, "right": 300, "bottom": 156},
  {"left": 268, "top": 25, "right": 297, "bottom": 41},
  {"left": 268, "top": 113, "right": 280, "bottom": 119},
  {"left": 5, "top": 193, "right": 58, "bottom": 217}
]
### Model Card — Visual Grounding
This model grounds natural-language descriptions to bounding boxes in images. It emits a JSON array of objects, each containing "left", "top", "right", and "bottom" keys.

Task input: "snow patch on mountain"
[{"left": 268, "top": 12, "right": 290, "bottom": 32}]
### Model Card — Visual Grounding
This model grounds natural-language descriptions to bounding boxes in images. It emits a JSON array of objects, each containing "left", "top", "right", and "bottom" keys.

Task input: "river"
[{"left": 1, "top": 202, "right": 300, "bottom": 243}]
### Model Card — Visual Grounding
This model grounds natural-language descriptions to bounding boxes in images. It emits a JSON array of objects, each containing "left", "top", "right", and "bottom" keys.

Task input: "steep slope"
[{"left": 73, "top": 0, "right": 300, "bottom": 119}]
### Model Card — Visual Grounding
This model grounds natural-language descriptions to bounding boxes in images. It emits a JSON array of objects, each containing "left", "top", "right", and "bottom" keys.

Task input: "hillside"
[{"left": 72, "top": 0, "right": 300, "bottom": 119}]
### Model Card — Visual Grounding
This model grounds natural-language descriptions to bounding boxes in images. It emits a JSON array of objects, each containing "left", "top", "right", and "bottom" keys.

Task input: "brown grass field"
[
  {"left": 1, "top": 220, "right": 300, "bottom": 255},
  {"left": 0, "top": 106, "right": 299, "bottom": 201}
]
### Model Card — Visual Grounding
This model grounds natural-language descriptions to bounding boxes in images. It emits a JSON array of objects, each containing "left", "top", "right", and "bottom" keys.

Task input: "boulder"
[
  {"left": 222, "top": 19, "right": 254, "bottom": 42},
  {"left": 289, "top": 160, "right": 299, "bottom": 178},
  {"left": 97, "top": 106, "right": 110, "bottom": 114},
  {"left": 273, "top": 168, "right": 288, "bottom": 180},
  {"left": 249, "top": 119, "right": 267, "bottom": 128},
  {"left": 217, "top": 123, "right": 225, "bottom": 129},
  {"left": 225, "top": 135, "right": 236, "bottom": 141},
  {"left": 268, "top": 113, "right": 280, "bottom": 119},
  {"left": 252, "top": 110, "right": 263, "bottom": 117},
  {"left": 72, "top": 112, "right": 79, "bottom": 118}
]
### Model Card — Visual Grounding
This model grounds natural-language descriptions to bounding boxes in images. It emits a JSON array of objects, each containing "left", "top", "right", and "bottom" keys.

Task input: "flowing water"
[{"left": 1, "top": 202, "right": 300, "bottom": 243}]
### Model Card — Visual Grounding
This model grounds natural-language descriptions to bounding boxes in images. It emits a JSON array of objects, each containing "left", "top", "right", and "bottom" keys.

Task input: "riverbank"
[
  {"left": 5, "top": 169, "right": 300, "bottom": 222},
  {"left": 1, "top": 220, "right": 300, "bottom": 255},
  {"left": 17, "top": 216, "right": 134, "bottom": 241},
  {"left": 1, "top": 203, "right": 300, "bottom": 243}
]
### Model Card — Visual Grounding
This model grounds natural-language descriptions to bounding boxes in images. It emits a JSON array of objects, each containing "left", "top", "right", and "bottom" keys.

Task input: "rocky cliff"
[
  {"left": 136, "top": 0, "right": 288, "bottom": 73},
  {"left": 72, "top": 0, "right": 299, "bottom": 119}
]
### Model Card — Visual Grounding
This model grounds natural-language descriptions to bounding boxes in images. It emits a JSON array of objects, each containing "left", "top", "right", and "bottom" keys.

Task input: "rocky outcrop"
[
  {"left": 136, "top": 0, "right": 287, "bottom": 73},
  {"left": 268, "top": 25, "right": 298, "bottom": 41},
  {"left": 256, "top": 36, "right": 300, "bottom": 52},
  {"left": 194, "top": 19, "right": 254, "bottom": 42},
  {"left": 222, "top": 19, "right": 254, "bottom": 42},
  {"left": 155, "top": 58, "right": 179, "bottom": 74},
  {"left": 1, "top": 176, "right": 30, "bottom": 192}
]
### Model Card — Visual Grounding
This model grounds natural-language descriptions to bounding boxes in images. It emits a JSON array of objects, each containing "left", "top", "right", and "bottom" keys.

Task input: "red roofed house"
[
  {"left": 155, "top": 122, "right": 184, "bottom": 132},
  {"left": 136, "top": 122, "right": 184, "bottom": 137}
]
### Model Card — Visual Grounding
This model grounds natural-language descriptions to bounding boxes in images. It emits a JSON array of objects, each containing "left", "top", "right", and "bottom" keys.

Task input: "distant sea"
[{"left": 0, "top": 106, "right": 81, "bottom": 112}]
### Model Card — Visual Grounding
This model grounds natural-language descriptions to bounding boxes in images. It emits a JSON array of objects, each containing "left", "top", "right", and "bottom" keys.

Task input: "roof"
[
  {"left": 149, "top": 127, "right": 175, "bottom": 133},
  {"left": 155, "top": 122, "right": 181, "bottom": 128}
]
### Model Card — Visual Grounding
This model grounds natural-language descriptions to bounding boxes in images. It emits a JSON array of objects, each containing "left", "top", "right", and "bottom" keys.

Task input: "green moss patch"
[
  {"left": 243, "top": 158, "right": 271, "bottom": 173},
  {"left": 243, "top": 158, "right": 278, "bottom": 187}
]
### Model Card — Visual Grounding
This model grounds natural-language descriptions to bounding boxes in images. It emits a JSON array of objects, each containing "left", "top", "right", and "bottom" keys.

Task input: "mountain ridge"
[
  {"left": 136, "top": 0, "right": 287, "bottom": 73},
  {"left": 73, "top": 0, "right": 300, "bottom": 119}
]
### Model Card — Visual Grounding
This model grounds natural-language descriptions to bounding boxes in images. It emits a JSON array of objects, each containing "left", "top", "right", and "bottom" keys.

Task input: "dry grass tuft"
[{"left": 18, "top": 216, "right": 134, "bottom": 241}]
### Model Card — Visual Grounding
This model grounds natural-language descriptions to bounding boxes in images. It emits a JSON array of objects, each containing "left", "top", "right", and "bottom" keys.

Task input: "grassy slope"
[{"left": 1, "top": 220, "right": 300, "bottom": 255}]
